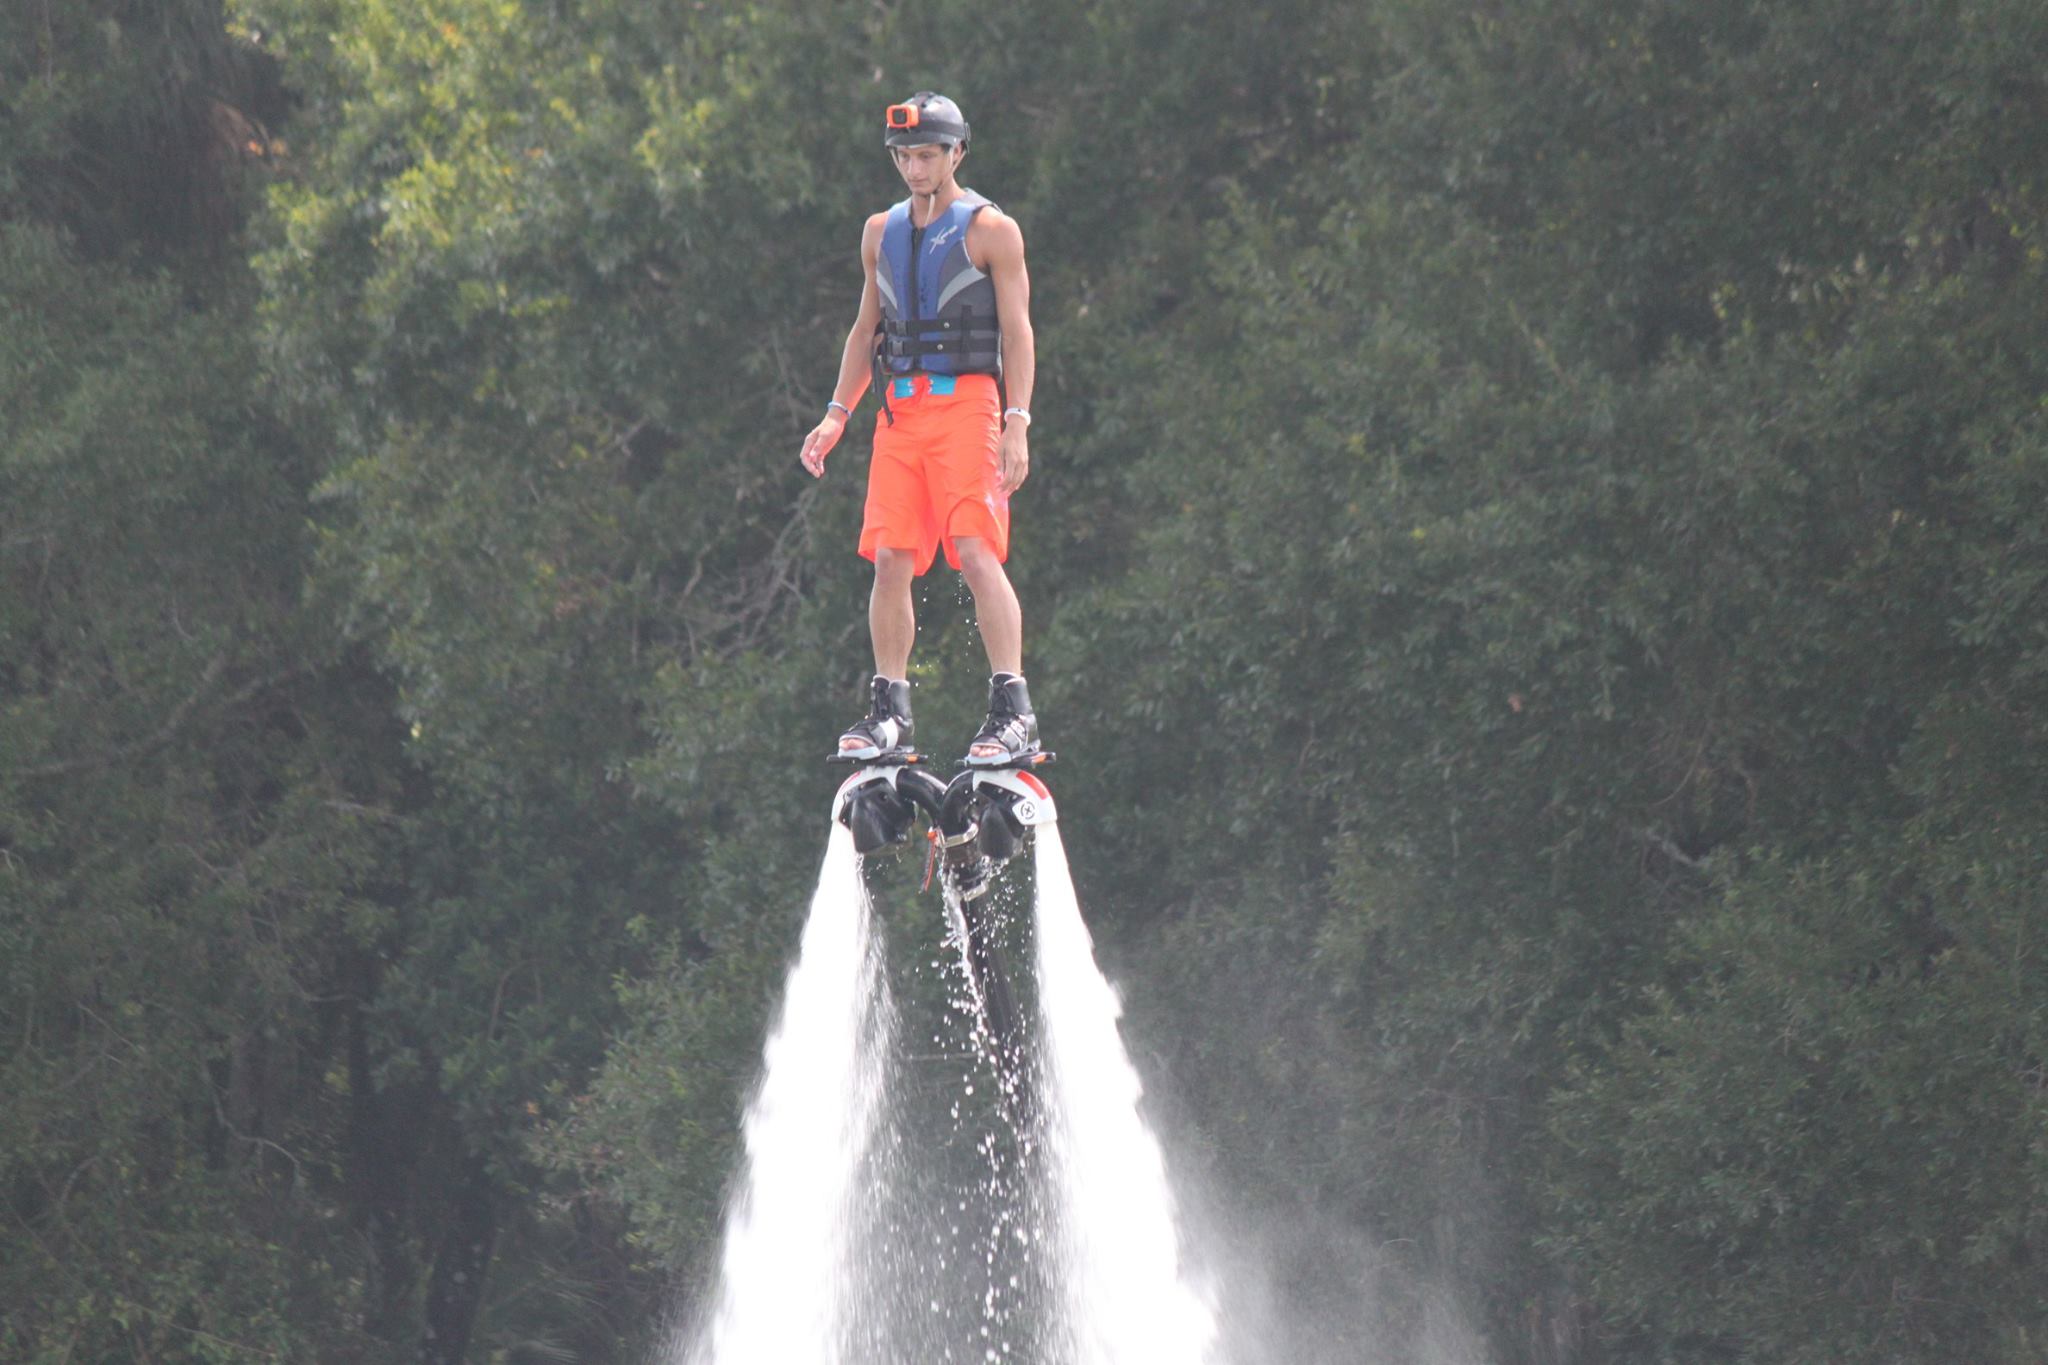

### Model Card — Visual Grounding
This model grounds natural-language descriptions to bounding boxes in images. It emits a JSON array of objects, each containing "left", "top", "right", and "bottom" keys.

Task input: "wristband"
[
  {"left": 826, "top": 400, "right": 852, "bottom": 420},
  {"left": 1003, "top": 407, "right": 1031, "bottom": 426}
]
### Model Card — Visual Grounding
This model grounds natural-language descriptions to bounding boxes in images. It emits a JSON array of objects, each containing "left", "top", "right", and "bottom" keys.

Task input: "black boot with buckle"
[
  {"left": 964, "top": 672, "right": 1039, "bottom": 767},
  {"left": 836, "top": 675, "right": 914, "bottom": 762}
]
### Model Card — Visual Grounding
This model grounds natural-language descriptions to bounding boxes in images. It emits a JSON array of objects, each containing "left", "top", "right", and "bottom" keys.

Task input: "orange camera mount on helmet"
[{"left": 882, "top": 93, "right": 968, "bottom": 148}]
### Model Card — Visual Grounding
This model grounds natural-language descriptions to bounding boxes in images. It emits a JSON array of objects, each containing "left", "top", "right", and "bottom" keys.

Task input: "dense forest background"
[{"left": 5, "top": 0, "right": 2046, "bottom": 1360}]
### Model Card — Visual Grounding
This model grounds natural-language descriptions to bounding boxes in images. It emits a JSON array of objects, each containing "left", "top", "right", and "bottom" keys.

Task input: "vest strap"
[
  {"left": 888, "top": 337, "right": 994, "bottom": 358},
  {"left": 880, "top": 316, "right": 995, "bottom": 336}
]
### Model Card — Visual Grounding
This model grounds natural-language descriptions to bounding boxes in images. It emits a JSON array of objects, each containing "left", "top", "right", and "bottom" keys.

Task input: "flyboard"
[{"left": 829, "top": 747, "right": 1056, "bottom": 1091}]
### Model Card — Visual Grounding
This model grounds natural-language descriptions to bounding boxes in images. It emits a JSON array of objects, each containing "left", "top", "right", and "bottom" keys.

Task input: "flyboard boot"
[
  {"left": 939, "top": 671, "right": 1054, "bottom": 903},
  {"left": 830, "top": 674, "right": 944, "bottom": 854},
  {"left": 829, "top": 672, "right": 1057, "bottom": 1117},
  {"left": 932, "top": 673, "right": 1056, "bottom": 1051},
  {"left": 963, "top": 672, "right": 1041, "bottom": 768},
  {"left": 834, "top": 674, "right": 915, "bottom": 763}
]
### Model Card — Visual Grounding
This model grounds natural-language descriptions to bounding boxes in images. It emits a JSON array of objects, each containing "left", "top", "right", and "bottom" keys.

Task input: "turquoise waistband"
[{"left": 891, "top": 373, "right": 957, "bottom": 399}]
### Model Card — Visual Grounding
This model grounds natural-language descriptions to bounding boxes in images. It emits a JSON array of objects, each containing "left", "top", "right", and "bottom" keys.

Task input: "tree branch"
[{"left": 17, "top": 656, "right": 317, "bottom": 780}]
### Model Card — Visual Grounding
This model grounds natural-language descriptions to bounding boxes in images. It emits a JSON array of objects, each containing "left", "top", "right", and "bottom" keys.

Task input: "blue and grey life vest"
[{"left": 874, "top": 190, "right": 1002, "bottom": 378}]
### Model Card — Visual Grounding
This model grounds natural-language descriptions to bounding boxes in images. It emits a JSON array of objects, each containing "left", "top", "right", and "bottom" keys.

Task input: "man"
[{"left": 799, "top": 91, "right": 1042, "bottom": 767}]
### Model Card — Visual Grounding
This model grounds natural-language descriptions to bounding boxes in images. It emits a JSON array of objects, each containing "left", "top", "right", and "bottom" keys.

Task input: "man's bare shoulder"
[
  {"left": 859, "top": 211, "right": 889, "bottom": 261},
  {"left": 972, "top": 202, "right": 1022, "bottom": 234},
  {"left": 968, "top": 204, "right": 1025, "bottom": 261}
]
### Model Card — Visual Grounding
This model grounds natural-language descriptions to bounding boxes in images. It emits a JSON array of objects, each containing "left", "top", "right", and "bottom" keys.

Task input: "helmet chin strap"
[{"left": 913, "top": 146, "right": 963, "bottom": 225}]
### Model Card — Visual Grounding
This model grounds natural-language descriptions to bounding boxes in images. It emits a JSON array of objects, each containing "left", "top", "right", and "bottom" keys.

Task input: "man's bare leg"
[
  {"left": 955, "top": 536, "right": 1034, "bottom": 761},
  {"left": 954, "top": 537, "right": 1021, "bottom": 676},
  {"left": 839, "top": 547, "right": 919, "bottom": 755},
  {"left": 869, "top": 546, "right": 917, "bottom": 678}
]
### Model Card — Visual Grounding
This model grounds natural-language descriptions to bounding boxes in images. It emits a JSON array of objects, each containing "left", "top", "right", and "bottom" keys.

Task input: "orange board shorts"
[{"left": 859, "top": 372, "right": 1009, "bottom": 576}]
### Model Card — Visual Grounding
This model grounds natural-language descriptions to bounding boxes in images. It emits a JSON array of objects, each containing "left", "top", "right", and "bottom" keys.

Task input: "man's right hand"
[{"left": 799, "top": 413, "right": 846, "bottom": 478}]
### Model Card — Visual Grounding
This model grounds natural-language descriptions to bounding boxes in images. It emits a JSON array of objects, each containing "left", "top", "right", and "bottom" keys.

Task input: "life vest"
[{"left": 874, "top": 191, "right": 1002, "bottom": 377}]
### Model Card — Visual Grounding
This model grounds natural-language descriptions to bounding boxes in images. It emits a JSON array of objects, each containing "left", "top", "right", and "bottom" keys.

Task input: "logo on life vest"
[{"left": 930, "top": 224, "right": 960, "bottom": 249}]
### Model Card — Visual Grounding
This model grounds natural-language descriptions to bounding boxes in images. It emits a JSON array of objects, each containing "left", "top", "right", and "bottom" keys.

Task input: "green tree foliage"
[
  {"left": 1, "top": 6, "right": 373, "bottom": 1357},
  {"left": 0, "top": 234, "right": 376, "bottom": 1362},
  {"left": 1049, "top": 1, "right": 2048, "bottom": 1357},
  {"left": 8, "top": 0, "right": 2047, "bottom": 1359},
  {"left": 3, "top": 4, "right": 652, "bottom": 1359},
  {"left": 1, "top": 0, "right": 283, "bottom": 262}
]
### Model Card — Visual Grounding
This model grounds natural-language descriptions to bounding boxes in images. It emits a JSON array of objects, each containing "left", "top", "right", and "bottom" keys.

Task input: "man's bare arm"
[
  {"left": 799, "top": 215, "right": 887, "bottom": 478},
  {"left": 976, "top": 210, "right": 1034, "bottom": 495}
]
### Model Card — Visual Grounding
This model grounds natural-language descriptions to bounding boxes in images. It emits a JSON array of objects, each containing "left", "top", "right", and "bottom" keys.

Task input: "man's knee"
[
  {"left": 873, "top": 546, "right": 917, "bottom": 588},
  {"left": 953, "top": 536, "right": 1003, "bottom": 580}
]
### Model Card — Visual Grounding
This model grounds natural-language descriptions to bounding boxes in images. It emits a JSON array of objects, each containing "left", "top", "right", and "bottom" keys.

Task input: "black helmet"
[{"left": 883, "top": 92, "right": 970, "bottom": 149}]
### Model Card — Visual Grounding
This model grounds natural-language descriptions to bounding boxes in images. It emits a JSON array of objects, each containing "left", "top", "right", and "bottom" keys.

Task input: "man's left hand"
[{"left": 998, "top": 423, "right": 1030, "bottom": 496}]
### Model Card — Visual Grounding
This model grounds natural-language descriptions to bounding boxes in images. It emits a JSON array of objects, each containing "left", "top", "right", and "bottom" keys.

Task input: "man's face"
[{"left": 891, "top": 142, "right": 960, "bottom": 195}]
